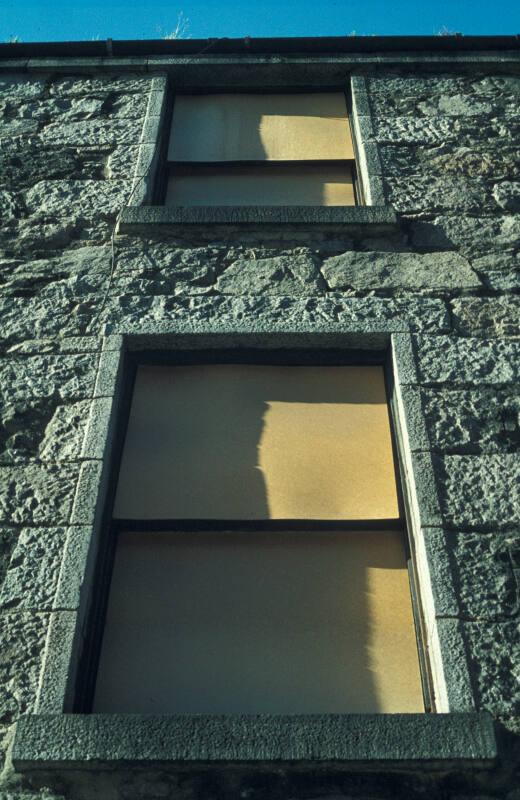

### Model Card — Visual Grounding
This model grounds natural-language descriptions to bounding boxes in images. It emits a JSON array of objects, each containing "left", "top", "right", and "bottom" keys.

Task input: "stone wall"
[{"left": 0, "top": 63, "right": 519, "bottom": 799}]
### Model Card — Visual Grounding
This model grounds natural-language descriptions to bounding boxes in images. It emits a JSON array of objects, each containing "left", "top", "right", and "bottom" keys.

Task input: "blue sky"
[{"left": 2, "top": 0, "right": 520, "bottom": 42}]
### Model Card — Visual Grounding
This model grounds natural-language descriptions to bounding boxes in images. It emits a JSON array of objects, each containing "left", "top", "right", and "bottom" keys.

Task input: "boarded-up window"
[
  {"left": 165, "top": 93, "right": 357, "bottom": 206},
  {"left": 94, "top": 363, "right": 424, "bottom": 714}
]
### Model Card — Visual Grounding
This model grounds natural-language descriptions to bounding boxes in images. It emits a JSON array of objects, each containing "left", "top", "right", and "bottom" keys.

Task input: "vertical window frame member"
[
  {"left": 345, "top": 88, "right": 366, "bottom": 206},
  {"left": 163, "top": 90, "right": 360, "bottom": 207},
  {"left": 73, "top": 348, "right": 434, "bottom": 714},
  {"left": 384, "top": 357, "right": 436, "bottom": 713}
]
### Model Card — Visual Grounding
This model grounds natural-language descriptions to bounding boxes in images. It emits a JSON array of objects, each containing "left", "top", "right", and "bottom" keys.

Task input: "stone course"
[{"left": 0, "top": 59, "right": 519, "bottom": 799}]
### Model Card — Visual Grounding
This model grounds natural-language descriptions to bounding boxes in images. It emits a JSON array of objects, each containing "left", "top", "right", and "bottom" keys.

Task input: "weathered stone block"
[
  {"left": 430, "top": 147, "right": 519, "bottom": 180},
  {"left": 451, "top": 296, "right": 520, "bottom": 337},
  {"left": 470, "top": 250, "right": 520, "bottom": 274},
  {"left": 0, "top": 464, "right": 79, "bottom": 525},
  {"left": 321, "top": 251, "right": 479, "bottom": 291},
  {"left": 368, "top": 75, "right": 469, "bottom": 98},
  {"left": 0, "top": 291, "right": 96, "bottom": 347},
  {"left": 6, "top": 337, "right": 101, "bottom": 356},
  {"left": 39, "top": 401, "right": 91, "bottom": 461},
  {"left": 8, "top": 221, "right": 79, "bottom": 253},
  {"left": 216, "top": 255, "right": 326, "bottom": 295},
  {"left": 375, "top": 116, "right": 457, "bottom": 144},
  {"left": 0, "top": 246, "right": 110, "bottom": 303},
  {"left": 40, "top": 119, "right": 142, "bottom": 146},
  {"left": 106, "top": 145, "right": 140, "bottom": 179},
  {"left": 0, "top": 355, "right": 98, "bottom": 404},
  {"left": 422, "top": 387, "right": 520, "bottom": 453},
  {"left": 117, "top": 240, "right": 221, "bottom": 273},
  {"left": 441, "top": 530, "right": 520, "bottom": 619},
  {"left": 370, "top": 85, "right": 503, "bottom": 118},
  {"left": 439, "top": 454, "right": 520, "bottom": 528},
  {"left": 1, "top": 274, "right": 84, "bottom": 330},
  {"left": 0, "top": 144, "right": 106, "bottom": 191},
  {"left": 483, "top": 270, "right": 520, "bottom": 292},
  {"left": 0, "top": 397, "right": 88, "bottom": 463},
  {"left": 111, "top": 93, "right": 149, "bottom": 119},
  {"left": 0, "top": 612, "right": 49, "bottom": 724},
  {"left": 409, "top": 215, "right": 520, "bottom": 256},
  {"left": 380, "top": 144, "right": 519, "bottom": 180},
  {"left": 418, "top": 93, "right": 493, "bottom": 116},
  {"left": 108, "top": 266, "right": 210, "bottom": 300},
  {"left": 0, "top": 190, "right": 22, "bottom": 222},
  {"left": 473, "top": 75, "right": 520, "bottom": 94},
  {"left": 0, "top": 527, "right": 18, "bottom": 589},
  {"left": 493, "top": 181, "right": 520, "bottom": 212},
  {"left": 0, "top": 77, "right": 46, "bottom": 99},
  {"left": 101, "top": 293, "right": 449, "bottom": 336},
  {"left": 24, "top": 180, "right": 127, "bottom": 220},
  {"left": 462, "top": 621, "right": 520, "bottom": 714},
  {"left": 385, "top": 176, "right": 492, "bottom": 214},
  {"left": 10, "top": 97, "right": 103, "bottom": 122},
  {"left": 49, "top": 75, "right": 150, "bottom": 97},
  {"left": 1, "top": 399, "right": 57, "bottom": 464},
  {"left": 0, "top": 528, "right": 67, "bottom": 610},
  {"left": 0, "top": 119, "right": 39, "bottom": 140},
  {"left": 393, "top": 297, "right": 450, "bottom": 333},
  {"left": 416, "top": 336, "right": 520, "bottom": 385}
]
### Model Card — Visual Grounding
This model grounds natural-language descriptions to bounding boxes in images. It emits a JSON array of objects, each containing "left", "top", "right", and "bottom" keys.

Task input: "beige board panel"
[
  {"left": 93, "top": 530, "right": 424, "bottom": 714},
  {"left": 114, "top": 365, "right": 399, "bottom": 520},
  {"left": 166, "top": 164, "right": 355, "bottom": 206},
  {"left": 168, "top": 93, "right": 354, "bottom": 161}
]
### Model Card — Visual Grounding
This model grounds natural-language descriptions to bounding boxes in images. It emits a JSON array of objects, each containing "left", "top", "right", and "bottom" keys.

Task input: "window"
[
  {"left": 91, "top": 358, "right": 426, "bottom": 715},
  {"left": 165, "top": 93, "right": 358, "bottom": 206}
]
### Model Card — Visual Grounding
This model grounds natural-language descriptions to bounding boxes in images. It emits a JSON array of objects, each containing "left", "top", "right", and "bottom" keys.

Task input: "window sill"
[
  {"left": 118, "top": 204, "right": 398, "bottom": 233},
  {"left": 14, "top": 713, "right": 496, "bottom": 772}
]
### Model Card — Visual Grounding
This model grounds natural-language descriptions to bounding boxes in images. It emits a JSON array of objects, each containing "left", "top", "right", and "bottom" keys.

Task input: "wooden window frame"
[{"left": 73, "top": 348, "right": 434, "bottom": 715}]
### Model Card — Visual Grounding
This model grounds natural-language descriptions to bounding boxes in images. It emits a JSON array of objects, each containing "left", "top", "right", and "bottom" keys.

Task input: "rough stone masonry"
[{"left": 0, "top": 41, "right": 520, "bottom": 800}]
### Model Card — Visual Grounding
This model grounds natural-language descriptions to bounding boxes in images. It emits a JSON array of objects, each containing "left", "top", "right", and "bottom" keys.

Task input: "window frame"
[
  {"left": 72, "top": 346, "right": 433, "bottom": 716},
  {"left": 163, "top": 89, "right": 361, "bottom": 208},
  {"left": 121, "top": 74, "right": 391, "bottom": 230},
  {"left": 13, "top": 331, "right": 494, "bottom": 776}
]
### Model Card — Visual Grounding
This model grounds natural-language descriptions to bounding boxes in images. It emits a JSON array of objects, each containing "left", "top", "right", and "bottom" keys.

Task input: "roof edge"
[{"left": 1, "top": 34, "right": 519, "bottom": 60}]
